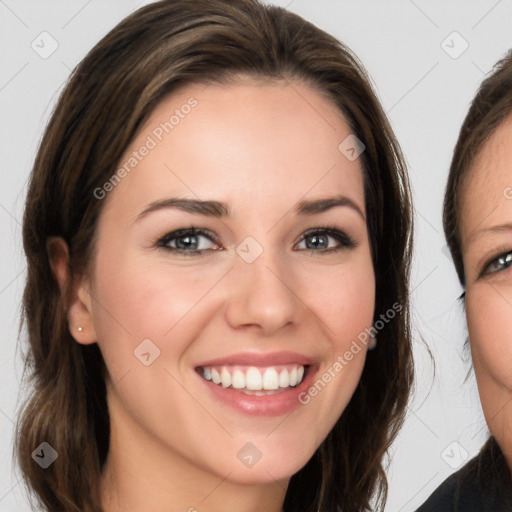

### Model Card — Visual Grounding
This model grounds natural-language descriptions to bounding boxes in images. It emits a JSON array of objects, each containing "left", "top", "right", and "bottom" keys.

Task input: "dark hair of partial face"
[
  {"left": 442, "top": 48, "right": 512, "bottom": 498},
  {"left": 16, "top": 1, "right": 413, "bottom": 511},
  {"left": 444, "top": 49, "right": 512, "bottom": 288}
]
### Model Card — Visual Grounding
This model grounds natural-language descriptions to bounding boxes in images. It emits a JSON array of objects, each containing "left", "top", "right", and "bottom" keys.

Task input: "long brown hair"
[{"left": 16, "top": 1, "right": 413, "bottom": 511}]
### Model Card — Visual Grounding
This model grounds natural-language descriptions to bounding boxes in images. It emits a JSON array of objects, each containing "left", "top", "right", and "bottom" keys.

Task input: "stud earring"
[
  {"left": 77, "top": 326, "right": 83, "bottom": 332},
  {"left": 368, "top": 335, "right": 377, "bottom": 350}
]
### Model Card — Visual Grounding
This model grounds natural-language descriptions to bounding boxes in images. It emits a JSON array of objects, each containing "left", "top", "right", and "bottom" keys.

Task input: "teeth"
[
  {"left": 200, "top": 364, "right": 306, "bottom": 391},
  {"left": 289, "top": 367, "right": 298, "bottom": 386},
  {"left": 246, "top": 367, "right": 262, "bottom": 390},
  {"left": 278, "top": 369, "right": 289, "bottom": 388},
  {"left": 262, "top": 368, "right": 279, "bottom": 390},
  {"left": 221, "top": 367, "right": 232, "bottom": 388},
  {"left": 211, "top": 368, "right": 221, "bottom": 384},
  {"left": 232, "top": 369, "right": 245, "bottom": 389}
]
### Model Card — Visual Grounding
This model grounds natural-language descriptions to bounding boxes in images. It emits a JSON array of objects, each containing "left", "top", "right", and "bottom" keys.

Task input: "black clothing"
[{"left": 415, "top": 437, "right": 512, "bottom": 512}]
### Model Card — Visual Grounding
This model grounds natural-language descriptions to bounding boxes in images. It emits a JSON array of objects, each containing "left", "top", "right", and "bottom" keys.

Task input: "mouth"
[
  {"left": 196, "top": 364, "right": 309, "bottom": 395},
  {"left": 193, "top": 352, "right": 317, "bottom": 416}
]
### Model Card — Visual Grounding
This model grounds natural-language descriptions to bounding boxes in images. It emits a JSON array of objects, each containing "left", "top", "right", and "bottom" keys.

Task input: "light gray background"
[{"left": 1, "top": 1, "right": 511, "bottom": 510}]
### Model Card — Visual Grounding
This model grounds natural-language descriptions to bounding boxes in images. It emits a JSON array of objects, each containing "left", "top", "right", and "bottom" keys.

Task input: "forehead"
[
  {"left": 460, "top": 114, "right": 512, "bottom": 247},
  {"left": 100, "top": 78, "right": 366, "bottom": 222}
]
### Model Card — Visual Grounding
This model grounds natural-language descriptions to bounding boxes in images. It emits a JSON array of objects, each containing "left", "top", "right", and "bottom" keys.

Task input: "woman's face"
[
  {"left": 79, "top": 78, "right": 375, "bottom": 485},
  {"left": 460, "top": 113, "right": 512, "bottom": 461}
]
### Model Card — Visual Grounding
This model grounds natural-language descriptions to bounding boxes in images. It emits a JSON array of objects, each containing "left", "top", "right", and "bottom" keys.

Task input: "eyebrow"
[
  {"left": 466, "top": 222, "right": 512, "bottom": 245},
  {"left": 135, "top": 195, "right": 365, "bottom": 222}
]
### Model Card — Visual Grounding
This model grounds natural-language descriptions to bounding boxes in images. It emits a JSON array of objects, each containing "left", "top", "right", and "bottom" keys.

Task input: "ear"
[{"left": 47, "top": 236, "right": 97, "bottom": 345}]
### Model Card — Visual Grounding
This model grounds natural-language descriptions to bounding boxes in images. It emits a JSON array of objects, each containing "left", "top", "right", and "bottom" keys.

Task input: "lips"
[{"left": 194, "top": 351, "right": 317, "bottom": 416}]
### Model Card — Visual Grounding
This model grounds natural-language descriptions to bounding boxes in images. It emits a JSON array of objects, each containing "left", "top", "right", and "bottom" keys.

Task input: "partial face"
[
  {"left": 84, "top": 78, "right": 375, "bottom": 484},
  {"left": 460, "top": 113, "right": 512, "bottom": 460}
]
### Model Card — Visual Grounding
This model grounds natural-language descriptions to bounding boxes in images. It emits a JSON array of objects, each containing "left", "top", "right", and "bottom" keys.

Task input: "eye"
[
  {"left": 156, "top": 227, "right": 221, "bottom": 256},
  {"left": 295, "top": 227, "right": 356, "bottom": 253},
  {"left": 155, "top": 225, "right": 356, "bottom": 257},
  {"left": 481, "top": 250, "right": 512, "bottom": 276}
]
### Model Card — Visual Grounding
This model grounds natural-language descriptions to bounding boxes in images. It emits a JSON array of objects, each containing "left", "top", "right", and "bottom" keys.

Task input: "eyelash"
[
  {"left": 480, "top": 249, "right": 512, "bottom": 277},
  {"left": 155, "top": 224, "right": 356, "bottom": 257}
]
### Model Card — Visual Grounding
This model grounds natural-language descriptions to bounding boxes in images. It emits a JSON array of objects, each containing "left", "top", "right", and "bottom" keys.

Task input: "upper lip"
[{"left": 195, "top": 351, "right": 316, "bottom": 368}]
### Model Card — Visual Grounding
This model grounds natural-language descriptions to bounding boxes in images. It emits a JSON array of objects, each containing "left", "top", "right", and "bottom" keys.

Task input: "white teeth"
[
  {"left": 246, "top": 367, "right": 263, "bottom": 390},
  {"left": 278, "top": 369, "right": 290, "bottom": 388},
  {"left": 289, "top": 367, "right": 298, "bottom": 386},
  {"left": 211, "top": 368, "right": 221, "bottom": 384},
  {"left": 199, "top": 364, "right": 306, "bottom": 391},
  {"left": 262, "top": 368, "right": 279, "bottom": 390},
  {"left": 232, "top": 369, "right": 245, "bottom": 389},
  {"left": 221, "top": 367, "right": 232, "bottom": 388}
]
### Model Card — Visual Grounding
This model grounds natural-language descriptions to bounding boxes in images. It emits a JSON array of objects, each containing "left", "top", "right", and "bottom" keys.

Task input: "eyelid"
[{"left": 479, "top": 247, "right": 512, "bottom": 277}]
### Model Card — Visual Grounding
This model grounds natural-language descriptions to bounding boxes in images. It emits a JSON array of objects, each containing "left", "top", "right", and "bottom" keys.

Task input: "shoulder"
[
  {"left": 414, "top": 437, "right": 512, "bottom": 512},
  {"left": 414, "top": 470, "right": 458, "bottom": 512}
]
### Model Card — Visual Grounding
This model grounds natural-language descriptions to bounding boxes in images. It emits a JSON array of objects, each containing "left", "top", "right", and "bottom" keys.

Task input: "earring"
[
  {"left": 77, "top": 326, "right": 83, "bottom": 332},
  {"left": 368, "top": 335, "right": 377, "bottom": 350}
]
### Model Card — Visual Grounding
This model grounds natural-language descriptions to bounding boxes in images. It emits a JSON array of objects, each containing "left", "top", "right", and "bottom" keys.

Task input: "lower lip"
[{"left": 197, "top": 367, "right": 317, "bottom": 417}]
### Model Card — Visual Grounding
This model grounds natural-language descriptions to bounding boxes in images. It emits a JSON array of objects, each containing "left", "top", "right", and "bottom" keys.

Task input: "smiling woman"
[{"left": 16, "top": 1, "right": 413, "bottom": 511}]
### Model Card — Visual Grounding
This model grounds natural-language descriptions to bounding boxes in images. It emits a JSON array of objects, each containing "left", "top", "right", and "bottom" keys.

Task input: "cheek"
[
  {"left": 315, "top": 257, "right": 376, "bottom": 341},
  {"left": 88, "top": 245, "right": 225, "bottom": 377},
  {"left": 466, "top": 285, "right": 512, "bottom": 390}
]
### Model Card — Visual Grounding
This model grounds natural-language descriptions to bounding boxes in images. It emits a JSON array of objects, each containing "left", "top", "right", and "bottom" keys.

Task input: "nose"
[{"left": 224, "top": 247, "right": 304, "bottom": 336}]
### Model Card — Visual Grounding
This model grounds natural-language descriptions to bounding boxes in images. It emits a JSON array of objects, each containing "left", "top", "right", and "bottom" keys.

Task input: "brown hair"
[
  {"left": 443, "top": 49, "right": 512, "bottom": 286},
  {"left": 16, "top": 1, "right": 413, "bottom": 511}
]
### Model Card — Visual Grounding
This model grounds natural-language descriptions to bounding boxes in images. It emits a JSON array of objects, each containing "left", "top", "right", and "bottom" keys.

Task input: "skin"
[
  {"left": 50, "top": 77, "right": 375, "bottom": 512},
  {"left": 460, "top": 112, "right": 512, "bottom": 474}
]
